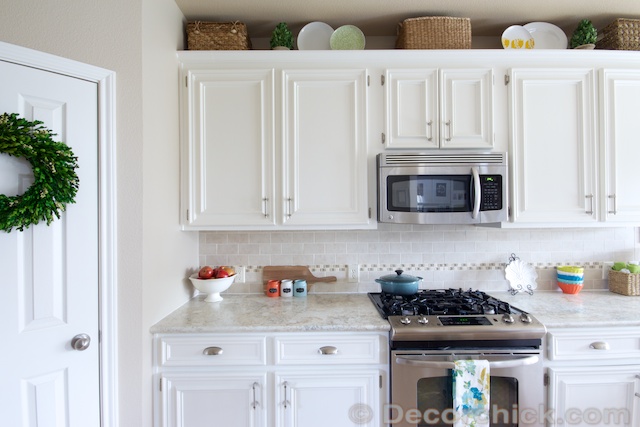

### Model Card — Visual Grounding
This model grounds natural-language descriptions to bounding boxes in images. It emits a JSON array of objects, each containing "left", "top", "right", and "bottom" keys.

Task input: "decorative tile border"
[{"left": 244, "top": 261, "right": 604, "bottom": 274}]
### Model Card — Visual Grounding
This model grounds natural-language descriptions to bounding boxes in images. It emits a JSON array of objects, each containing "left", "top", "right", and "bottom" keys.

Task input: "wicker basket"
[
  {"left": 187, "top": 21, "right": 251, "bottom": 50},
  {"left": 396, "top": 16, "right": 472, "bottom": 49},
  {"left": 608, "top": 270, "right": 640, "bottom": 296},
  {"left": 596, "top": 18, "right": 640, "bottom": 51}
]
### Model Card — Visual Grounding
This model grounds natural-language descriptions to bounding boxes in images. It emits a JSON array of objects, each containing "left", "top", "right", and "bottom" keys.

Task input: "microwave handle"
[
  {"left": 471, "top": 167, "right": 481, "bottom": 219},
  {"left": 395, "top": 355, "right": 539, "bottom": 369}
]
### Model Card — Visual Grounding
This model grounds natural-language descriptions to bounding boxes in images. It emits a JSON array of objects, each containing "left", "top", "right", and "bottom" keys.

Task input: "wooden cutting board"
[{"left": 262, "top": 266, "right": 337, "bottom": 286}]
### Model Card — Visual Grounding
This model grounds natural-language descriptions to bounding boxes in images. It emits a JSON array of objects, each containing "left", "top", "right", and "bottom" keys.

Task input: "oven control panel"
[{"left": 388, "top": 313, "right": 546, "bottom": 342}]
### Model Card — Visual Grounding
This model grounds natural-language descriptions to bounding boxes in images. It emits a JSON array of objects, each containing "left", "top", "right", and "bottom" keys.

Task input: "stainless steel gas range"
[{"left": 369, "top": 289, "right": 547, "bottom": 427}]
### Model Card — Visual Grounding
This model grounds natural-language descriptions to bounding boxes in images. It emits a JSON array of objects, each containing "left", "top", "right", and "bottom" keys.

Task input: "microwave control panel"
[{"left": 479, "top": 175, "right": 503, "bottom": 211}]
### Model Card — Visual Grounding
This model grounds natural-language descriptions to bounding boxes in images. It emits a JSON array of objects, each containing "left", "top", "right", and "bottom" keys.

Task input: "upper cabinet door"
[
  {"left": 440, "top": 68, "right": 494, "bottom": 149},
  {"left": 281, "top": 69, "right": 370, "bottom": 227},
  {"left": 384, "top": 69, "right": 439, "bottom": 149},
  {"left": 601, "top": 69, "right": 640, "bottom": 223},
  {"left": 384, "top": 68, "right": 493, "bottom": 149},
  {"left": 182, "top": 69, "right": 276, "bottom": 228},
  {"left": 510, "top": 68, "right": 597, "bottom": 224}
]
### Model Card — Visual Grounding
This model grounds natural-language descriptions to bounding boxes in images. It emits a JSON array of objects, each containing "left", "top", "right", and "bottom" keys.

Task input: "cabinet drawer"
[
  {"left": 274, "top": 333, "right": 385, "bottom": 365},
  {"left": 157, "top": 334, "right": 267, "bottom": 367},
  {"left": 547, "top": 328, "right": 640, "bottom": 361}
]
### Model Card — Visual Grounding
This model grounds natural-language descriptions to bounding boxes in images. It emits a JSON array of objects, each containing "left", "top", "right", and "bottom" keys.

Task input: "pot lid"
[{"left": 377, "top": 269, "right": 422, "bottom": 284}]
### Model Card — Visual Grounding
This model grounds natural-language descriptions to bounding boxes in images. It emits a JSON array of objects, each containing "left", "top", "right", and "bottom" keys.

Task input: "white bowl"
[{"left": 189, "top": 274, "right": 235, "bottom": 302}]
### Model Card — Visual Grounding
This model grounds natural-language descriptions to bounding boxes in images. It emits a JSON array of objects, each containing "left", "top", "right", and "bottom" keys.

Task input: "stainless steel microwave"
[{"left": 377, "top": 152, "right": 508, "bottom": 225}]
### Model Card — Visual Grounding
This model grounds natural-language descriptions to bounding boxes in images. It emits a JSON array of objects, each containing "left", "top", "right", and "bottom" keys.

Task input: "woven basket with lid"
[
  {"left": 596, "top": 18, "right": 640, "bottom": 51},
  {"left": 396, "top": 16, "right": 472, "bottom": 49},
  {"left": 187, "top": 21, "right": 252, "bottom": 50}
]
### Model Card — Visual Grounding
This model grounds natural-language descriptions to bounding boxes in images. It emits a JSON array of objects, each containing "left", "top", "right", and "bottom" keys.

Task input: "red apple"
[
  {"left": 198, "top": 266, "right": 215, "bottom": 279},
  {"left": 218, "top": 265, "right": 235, "bottom": 276},
  {"left": 214, "top": 269, "right": 230, "bottom": 278}
]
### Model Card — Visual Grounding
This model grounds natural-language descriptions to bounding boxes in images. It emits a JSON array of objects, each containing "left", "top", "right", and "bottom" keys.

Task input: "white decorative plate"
[
  {"left": 505, "top": 258, "right": 538, "bottom": 294},
  {"left": 501, "top": 25, "right": 535, "bottom": 49},
  {"left": 523, "top": 22, "right": 568, "bottom": 49},
  {"left": 330, "top": 25, "right": 366, "bottom": 50},
  {"left": 297, "top": 22, "right": 334, "bottom": 50}
]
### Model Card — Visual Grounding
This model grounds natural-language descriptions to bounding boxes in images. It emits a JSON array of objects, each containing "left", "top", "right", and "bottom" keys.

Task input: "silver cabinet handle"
[
  {"left": 203, "top": 346, "right": 223, "bottom": 355},
  {"left": 71, "top": 333, "right": 91, "bottom": 351},
  {"left": 283, "top": 381, "right": 290, "bottom": 409},
  {"left": 262, "top": 198, "right": 268, "bottom": 218},
  {"left": 608, "top": 194, "right": 617, "bottom": 215},
  {"left": 589, "top": 341, "right": 610, "bottom": 350},
  {"left": 252, "top": 382, "right": 259, "bottom": 409},
  {"left": 318, "top": 346, "right": 338, "bottom": 355},
  {"left": 585, "top": 194, "right": 594, "bottom": 215},
  {"left": 445, "top": 120, "right": 452, "bottom": 141},
  {"left": 286, "top": 198, "right": 293, "bottom": 218},
  {"left": 426, "top": 120, "right": 433, "bottom": 141}
]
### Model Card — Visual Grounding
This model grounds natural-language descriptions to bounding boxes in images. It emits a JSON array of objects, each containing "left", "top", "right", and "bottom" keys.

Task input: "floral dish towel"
[{"left": 452, "top": 359, "right": 490, "bottom": 427}]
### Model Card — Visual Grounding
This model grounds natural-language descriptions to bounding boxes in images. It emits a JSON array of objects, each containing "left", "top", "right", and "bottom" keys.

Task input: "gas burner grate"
[{"left": 371, "top": 288, "right": 513, "bottom": 318}]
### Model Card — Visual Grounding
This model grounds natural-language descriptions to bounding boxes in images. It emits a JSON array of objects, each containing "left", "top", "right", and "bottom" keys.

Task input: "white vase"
[{"left": 272, "top": 46, "right": 290, "bottom": 50}]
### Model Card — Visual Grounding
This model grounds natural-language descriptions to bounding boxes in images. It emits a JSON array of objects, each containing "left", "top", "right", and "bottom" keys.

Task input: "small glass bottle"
[
  {"left": 293, "top": 279, "right": 307, "bottom": 297},
  {"left": 280, "top": 279, "right": 293, "bottom": 297}
]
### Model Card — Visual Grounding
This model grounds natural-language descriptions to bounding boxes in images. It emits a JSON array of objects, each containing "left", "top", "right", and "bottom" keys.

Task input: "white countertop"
[
  {"left": 150, "top": 290, "right": 640, "bottom": 334},
  {"left": 150, "top": 293, "right": 390, "bottom": 334},
  {"left": 497, "top": 289, "right": 640, "bottom": 328}
]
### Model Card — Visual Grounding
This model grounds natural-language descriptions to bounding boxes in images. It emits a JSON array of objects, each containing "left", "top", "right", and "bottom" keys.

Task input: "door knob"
[{"left": 71, "top": 333, "right": 91, "bottom": 351}]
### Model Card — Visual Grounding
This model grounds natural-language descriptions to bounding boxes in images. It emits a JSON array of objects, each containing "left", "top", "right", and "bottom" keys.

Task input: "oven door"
[{"left": 390, "top": 350, "right": 544, "bottom": 427}]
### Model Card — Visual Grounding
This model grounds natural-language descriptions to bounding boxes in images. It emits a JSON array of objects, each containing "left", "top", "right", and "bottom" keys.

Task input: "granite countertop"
[
  {"left": 150, "top": 293, "right": 390, "bottom": 334},
  {"left": 150, "top": 290, "right": 640, "bottom": 334},
  {"left": 496, "top": 290, "right": 640, "bottom": 328}
]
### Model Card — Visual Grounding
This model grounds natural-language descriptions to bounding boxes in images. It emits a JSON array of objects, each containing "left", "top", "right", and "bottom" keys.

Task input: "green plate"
[{"left": 330, "top": 25, "right": 365, "bottom": 50}]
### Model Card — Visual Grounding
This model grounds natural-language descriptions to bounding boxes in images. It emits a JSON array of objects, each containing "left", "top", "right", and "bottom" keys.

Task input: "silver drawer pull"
[
  {"left": 203, "top": 346, "right": 223, "bottom": 355},
  {"left": 318, "top": 346, "right": 338, "bottom": 355},
  {"left": 589, "top": 341, "right": 610, "bottom": 350}
]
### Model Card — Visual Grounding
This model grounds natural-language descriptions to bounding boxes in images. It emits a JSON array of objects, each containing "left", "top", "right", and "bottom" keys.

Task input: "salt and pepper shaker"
[
  {"left": 293, "top": 279, "right": 307, "bottom": 297},
  {"left": 266, "top": 279, "right": 280, "bottom": 297},
  {"left": 280, "top": 279, "right": 293, "bottom": 297}
]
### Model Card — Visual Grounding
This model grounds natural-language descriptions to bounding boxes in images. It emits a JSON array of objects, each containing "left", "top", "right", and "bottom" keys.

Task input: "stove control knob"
[
  {"left": 417, "top": 316, "right": 429, "bottom": 324},
  {"left": 502, "top": 314, "right": 515, "bottom": 324},
  {"left": 520, "top": 313, "right": 532, "bottom": 323},
  {"left": 400, "top": 316, "right": 411, "bottom": 325}
]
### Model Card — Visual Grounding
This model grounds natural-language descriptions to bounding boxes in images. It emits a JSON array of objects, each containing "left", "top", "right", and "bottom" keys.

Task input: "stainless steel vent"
[{"left": 380, "top": 152, "right": 505, "bottom": 167}]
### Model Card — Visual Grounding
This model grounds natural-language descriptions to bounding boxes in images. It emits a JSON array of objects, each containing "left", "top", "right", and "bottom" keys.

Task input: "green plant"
[
  {"left": 570, "top": 19, "right": 597, "bottom": 48},
  {"left": 270, "top": 22, "right": 293, "bottom": 49}
]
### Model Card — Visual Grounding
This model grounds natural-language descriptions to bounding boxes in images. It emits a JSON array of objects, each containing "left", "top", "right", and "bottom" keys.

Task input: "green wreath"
[{"left": 0, "top": 113, "right": 79, "bottom": 233}]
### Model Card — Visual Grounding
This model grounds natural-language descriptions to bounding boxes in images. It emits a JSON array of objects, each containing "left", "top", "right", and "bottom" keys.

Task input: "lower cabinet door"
[
  {"left": 548, "top": 365, "right": 640, "bottom": 427},
  {"left": 275, "top": 370, "right": 380, "bottom": 427},
  {"left": 161, "top": 372, "right": 266, "bottom": 427}
]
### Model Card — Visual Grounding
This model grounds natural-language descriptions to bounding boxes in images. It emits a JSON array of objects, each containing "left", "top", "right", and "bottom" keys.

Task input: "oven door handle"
[{"left": 395, "top": 355, "right": 539, "bottom": 369}]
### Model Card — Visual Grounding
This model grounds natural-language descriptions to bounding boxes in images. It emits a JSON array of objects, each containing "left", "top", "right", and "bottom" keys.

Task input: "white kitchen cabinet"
[
  {"left": 161, "top": 372, "right": 267, "bottom": 427},
  {"left": 509, "top": 68, "right": 598, "bottom": 224},
  {"left": 600, "top": 69, "right": 640, "bottom": 223},
  {"left": 275, "top": 371, "right": 380, "bottom": 427},
  {"left": 179, "top": 58, "right": 370, "bottom": 230},
  {"left": 153, "top": 332, "right": 387, "bottom": 427},
  {"left": 384, "top": 68, "right": 494, "bottom": 149},
  {"left": 281, "top": 69, "right": 369, "bottom": 227},
  {"left": 545, "top": 327, "right": 640, "bottom": 427}
]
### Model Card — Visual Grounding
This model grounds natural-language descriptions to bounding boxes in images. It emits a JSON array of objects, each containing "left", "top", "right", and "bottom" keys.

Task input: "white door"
[{"left": 0, "top": 60, "right": 100, "bottom": 426}]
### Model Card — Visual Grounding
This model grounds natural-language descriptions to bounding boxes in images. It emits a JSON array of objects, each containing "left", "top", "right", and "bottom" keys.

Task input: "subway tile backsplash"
[{"left": 199, "top": 224, "right": 639, "bottom": 294}]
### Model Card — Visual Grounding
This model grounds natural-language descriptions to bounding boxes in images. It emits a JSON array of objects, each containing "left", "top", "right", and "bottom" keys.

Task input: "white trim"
[{"left": 0, "top": 41, "right": 118, "bottom": 427}]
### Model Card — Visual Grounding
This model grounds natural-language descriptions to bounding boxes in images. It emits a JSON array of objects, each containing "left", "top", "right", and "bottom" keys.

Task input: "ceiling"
[{"left": 173, "top": 0, "right": 640, "bottom": 41}]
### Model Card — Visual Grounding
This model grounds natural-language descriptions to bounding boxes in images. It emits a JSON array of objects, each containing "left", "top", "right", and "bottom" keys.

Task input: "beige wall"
[{"left": 0, "top": 1, "right": 196, "bottom": 426}]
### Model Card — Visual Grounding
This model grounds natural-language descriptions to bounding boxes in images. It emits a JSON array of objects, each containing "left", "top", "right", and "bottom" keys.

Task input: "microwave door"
[{"left": 471, "top": 167, "right": 480, "bottom": 220}]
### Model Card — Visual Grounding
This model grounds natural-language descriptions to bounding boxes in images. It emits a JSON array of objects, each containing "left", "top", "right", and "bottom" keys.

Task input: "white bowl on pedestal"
[{"left": 189, "top": 274, "right": 235, "bottom": 302}]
